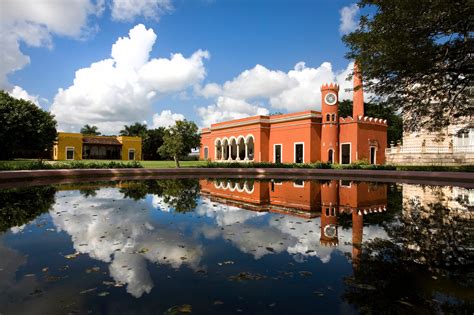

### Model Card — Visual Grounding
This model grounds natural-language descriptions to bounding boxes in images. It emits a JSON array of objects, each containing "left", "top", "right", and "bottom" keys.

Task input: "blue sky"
[{"left": 2, "top": 0, "right": 361, "bottom": 133}]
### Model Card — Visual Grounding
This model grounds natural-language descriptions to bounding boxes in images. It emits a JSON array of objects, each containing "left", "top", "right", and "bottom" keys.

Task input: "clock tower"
[{"left": 320, "top": 83, "right": 339, "bottom": 163}]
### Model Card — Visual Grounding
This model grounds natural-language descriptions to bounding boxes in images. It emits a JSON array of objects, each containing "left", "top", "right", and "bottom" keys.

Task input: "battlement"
[
  {"left": 339, "top": 116, "right": 388, "bottom": 126},
  {"left": 320, "top": 82, "right": 340, "bottom": 92}
]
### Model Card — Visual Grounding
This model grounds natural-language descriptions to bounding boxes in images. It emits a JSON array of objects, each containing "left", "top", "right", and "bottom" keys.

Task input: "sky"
[{"left": 1, "top": 0, "right": 363, "bottom": 134}]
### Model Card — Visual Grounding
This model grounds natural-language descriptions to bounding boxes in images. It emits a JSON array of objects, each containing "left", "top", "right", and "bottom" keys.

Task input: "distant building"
[
  {"left": 200, "top": 65, "right": 388, "bottom": 165},
  {"left": 386, "top": 121, "right": 473, "bottom": 165},
  {"left": 53, "top": 132, "right": 142, "bottom": 161}
]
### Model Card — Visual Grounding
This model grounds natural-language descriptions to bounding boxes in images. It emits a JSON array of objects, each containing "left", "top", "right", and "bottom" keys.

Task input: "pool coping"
[{"left": 0, "top": 168, "right": 472, "bottom": 188}]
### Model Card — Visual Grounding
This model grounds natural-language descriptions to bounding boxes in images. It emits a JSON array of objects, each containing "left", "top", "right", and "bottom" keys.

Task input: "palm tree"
[
  {"left": 80, "top": 124, "right": 101, "bottom": 135},
  {"left": 120, "top": 123, "right": 148, "bottom": 138}
]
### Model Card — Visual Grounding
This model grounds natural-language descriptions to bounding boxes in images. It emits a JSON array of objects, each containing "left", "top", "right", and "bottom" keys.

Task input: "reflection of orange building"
[
  {"left": 200, "top": 65, "right": 387, "bottom": 165},
  {"left": 200, "top": 179, "right": 387, "bottom": 267}
]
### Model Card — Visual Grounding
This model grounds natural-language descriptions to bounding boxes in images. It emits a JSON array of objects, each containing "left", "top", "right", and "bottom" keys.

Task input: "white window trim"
[
  {"left": 340, "top": 142, "right": 352, "bottom": 164},
  {"left": 65, "top": 146, "right": 74, "bottom": 160},
  {"left": 203, "top": 146, "right": 209, "bottom": 160},
  {"left": 128, "top": 148, "right": 136, "bottom": 160},
  {"left": 370, "top": 146, "right": 377, "bottom": 164},
  {"left": 293, "top": 180, "right": 305, "bottom": 188},
  {"left": 294, "top": 142, "right": 305, "bottom": 163},
  {"left": 273, "top": 143, "right": 283, "bottom": 163}
]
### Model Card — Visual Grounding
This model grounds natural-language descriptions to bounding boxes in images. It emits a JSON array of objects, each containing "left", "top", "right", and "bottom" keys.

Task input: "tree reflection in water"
[
  {"left": 343, "top": 184, "right": 472, "bottom": 313},
  {"left": 0, "top": 185, "right": 56, "bottom": 232}
]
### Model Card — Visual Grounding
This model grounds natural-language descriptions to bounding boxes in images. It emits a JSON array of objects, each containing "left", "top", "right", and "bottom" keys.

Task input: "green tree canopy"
[
  {"left": 339, "top": 100, "right": 403, "bottom": 144},
  {"left": 143, "top": 127, "right": 166, "bottom": 160},
  {"left": 159, "top": 120, "right": 201, "bottom": 168},
  {"left": 80, "top": 124, "right": 101, "bottom": 135},
  {"left": 119, "top": 122, "right": 148, "bottom": 138},
  {"left": 342, "top": 0, "right": 472, "bottom": 131},
  {"left": 0, "top": 91, "right": 57, "bottom": 160}
]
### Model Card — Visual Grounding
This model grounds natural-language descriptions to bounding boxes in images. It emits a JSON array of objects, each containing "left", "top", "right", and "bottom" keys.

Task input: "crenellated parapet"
[
  {"left": 320, "top": 82, "right": 340, "bottom": 92},
  {"left": 339, "top": 116, "right": 388, "bottom": 126}
]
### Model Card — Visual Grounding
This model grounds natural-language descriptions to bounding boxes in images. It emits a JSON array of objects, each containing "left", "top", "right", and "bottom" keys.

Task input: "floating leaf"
[
  {"left": 98, "top": 291, "right": 110, "bottom": 297},
  {"left": 80, "top": 288, "right": 97, "bottom": 294},
  {"left": 164, "top": 304, "right": 192, "bottom": 315},
  {"left": 64, "top": 252, "right": 80, "bottom": 259}
]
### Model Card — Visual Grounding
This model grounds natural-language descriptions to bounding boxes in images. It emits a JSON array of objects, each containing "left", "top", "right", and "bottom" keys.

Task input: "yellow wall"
[
  {"left": 118, "top": 136, "right": 142, "bottom": 160},
  {"left": 53, "top": 133, "right": 83, "bottom": 160},
  {"left": 53, "top": 133, "right": 142, "bottom": 161}
]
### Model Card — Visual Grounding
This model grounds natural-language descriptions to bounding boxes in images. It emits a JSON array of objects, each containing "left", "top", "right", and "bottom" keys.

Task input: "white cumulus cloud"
[
  {"left": 197, "top": 96, "right": 269, "bottom": 127},
  {"left": 8, "top": 86, "right": 40, "bottom": 106},
  {"left": 339, "top": 4, "right": 359, "bottom": 35},
  {"left": 0, "top": 0, "right": 103, "bottom": 89},
  {"left": 152, "top": 110, "right": 185, "bottom": 128},
  {"left": 110, "top": 0, "right": 173, "bottom": 21},
  {"left": 197, "top": 61, "right": 357, "bottom": 127},
  {"left": 50, "top": 24, "right": 209, "bottom": 133}
]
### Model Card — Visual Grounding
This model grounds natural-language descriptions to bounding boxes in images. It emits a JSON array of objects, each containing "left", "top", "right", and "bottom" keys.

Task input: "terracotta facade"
[{"left": 200, "top": 66, "right": 388, "bottom": 164}]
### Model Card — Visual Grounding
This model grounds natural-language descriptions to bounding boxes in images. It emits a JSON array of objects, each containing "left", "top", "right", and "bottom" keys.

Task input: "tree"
[
  {"left": 143, "top": 127, "right": 166, "bottom": 160},
  {"left": 0, "top": 91, "right": 57, "bottom": 160},
  {"left": 119, "top": 122, "right": 148, "bottom": 138},
  {"left": 339, "top": 100, "right": 403, "bottom": 145},
  {"left": 159, "top": 120, "right": 201, "bottom": 168},
  {"left": 80, "top": 124, "right": 101, "bottom": 135},
  {"left": 342, "top": 0, "right": 472, "bottom": 131}
]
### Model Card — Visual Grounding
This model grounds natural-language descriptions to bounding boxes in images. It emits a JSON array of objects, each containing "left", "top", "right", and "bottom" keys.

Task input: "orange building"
[
  {"left": 200, "top": 179, "right": 387, "bottom": 267},
  {"left": 200, "top": 65, "right": 387, "bottom": 164}
]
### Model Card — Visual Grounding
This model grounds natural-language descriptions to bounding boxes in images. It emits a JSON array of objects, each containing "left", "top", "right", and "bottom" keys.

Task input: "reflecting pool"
[{"left": 0, "top": 179, "right": 472, "bottom": 314}]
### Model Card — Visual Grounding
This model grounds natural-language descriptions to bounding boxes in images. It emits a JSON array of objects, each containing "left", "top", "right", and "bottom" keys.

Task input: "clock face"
[
  {"left": 324, "top": 224, "right": 337, "bottom": 238},
  {"left": 325, "top": 93, "right": 337, "bottom": 105}
]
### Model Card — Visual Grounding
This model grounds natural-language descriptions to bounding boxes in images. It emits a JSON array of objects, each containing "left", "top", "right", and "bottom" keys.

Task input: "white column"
[
  {"left": 228, "top": 144, "right": 232, "bottom": 161},
  {"left": 244, "top": 143, "right": 248, "bottom": 161}
]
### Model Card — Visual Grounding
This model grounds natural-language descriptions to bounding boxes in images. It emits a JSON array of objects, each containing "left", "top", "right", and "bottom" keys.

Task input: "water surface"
[{"left": 0, "top": 179, "right": 472, "bottom": 314}]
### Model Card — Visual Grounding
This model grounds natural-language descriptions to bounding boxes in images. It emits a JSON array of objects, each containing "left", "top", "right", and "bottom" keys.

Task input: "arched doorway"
[{"left": 328, "top": 149, "right": 334, "bottom": 164}]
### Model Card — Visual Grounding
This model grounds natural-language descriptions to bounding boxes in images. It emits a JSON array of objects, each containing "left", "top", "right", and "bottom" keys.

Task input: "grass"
[{"left": 0, "top": 159, "right": 472, "bottom": 172}]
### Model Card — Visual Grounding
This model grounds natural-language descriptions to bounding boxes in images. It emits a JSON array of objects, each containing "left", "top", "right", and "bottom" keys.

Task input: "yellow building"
[{"left": 53, "top": 132, "right": 142, "bottom": 161}]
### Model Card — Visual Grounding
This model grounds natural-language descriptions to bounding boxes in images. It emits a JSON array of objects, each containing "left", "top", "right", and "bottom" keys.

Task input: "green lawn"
[{"left": 0, "top": 159, "right": 207, "bottom": 170}]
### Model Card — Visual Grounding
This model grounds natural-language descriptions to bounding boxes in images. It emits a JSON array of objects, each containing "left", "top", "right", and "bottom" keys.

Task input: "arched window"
[
  {"left": 332, "top": 114, "right": 336, "bottom": 121},
  {"left": 246, "top": 136, "right": 254, "bottom": 160},
  {"left": 230, "top": 138, "right": 237, "bottom": 160},
  {"left": 326, "top": 114, "right": 331, "bottom": 122},
  {"left": 216, "top": 140, "right": 222, "bottom": 160},
  {"left": 222, "top": 139, "right": 229, "bottom": 160},
  {"left": 238, "top": 137, "right": 245, "bottom": 160},
  {"left": 328, "top": 149, "right": 334, "bottom": 164}
]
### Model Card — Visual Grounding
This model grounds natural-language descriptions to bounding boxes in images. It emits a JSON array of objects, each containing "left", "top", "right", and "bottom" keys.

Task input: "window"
[
  {"left": 66, "top": 147, "right": 74, "bottom": 160},
  {"left": 204, "top": 147, "right": 209, "bottom": 160},
  {"left": 328, "top": 149, "right": 334, "bottom": 164},
  {"left": 370, "top": 146, "right": 376, "bottom": 164},
  {"left": 274, "top": 144, "right": 282, "bottom": 163},
  {"left": 293, "top": 179, "right": 304, "bottom": 187},
  {"left": 128, "top": 149, "right": 135, "bottom": 160},
  {"left": 341, "top": 143, "right": 351, "bottom": 164},
  {"left": 54, "top": 147, "right": 57, "bottom": 158},
  {"left": 294, "top": 143, "right": 304, "bottom": 163},
  {"left": 332, "top": 113, "right": 336, "bottom": 121},
  {"left": 326, "top": 114, "right": 330, "bottom": 122}
]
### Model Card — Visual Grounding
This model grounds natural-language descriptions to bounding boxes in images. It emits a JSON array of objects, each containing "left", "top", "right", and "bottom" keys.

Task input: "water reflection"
[{"left": 0, "top": 179, "right": 471, "bottom": 313}]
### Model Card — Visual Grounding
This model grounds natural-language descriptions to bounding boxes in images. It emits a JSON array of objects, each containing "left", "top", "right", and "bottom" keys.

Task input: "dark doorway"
[
  {"left": 274, "top": 144, "right": 282, "bottom": 163},
  {"left": 295, "top": 143, "right": 304, "bottom": 163},
  {"left": 370, "top": 147, "right": 376, "bottom": 164},
  {"left": 328, "top": 149, "right": 334, "bottom": 164},
  {"left": 341, "top": 144, "right": 351, "bottom": 164}
]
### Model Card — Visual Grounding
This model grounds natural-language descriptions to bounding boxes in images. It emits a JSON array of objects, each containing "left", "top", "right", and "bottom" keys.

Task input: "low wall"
[
  {"left": 386, "top": 152, "right": 474, "bottom": 166},
  {"left": 0, "top": 168, "right": 472, "bottom": 188}
]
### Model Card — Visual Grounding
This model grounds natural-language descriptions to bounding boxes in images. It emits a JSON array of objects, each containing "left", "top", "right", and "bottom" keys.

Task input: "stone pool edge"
[{"left": 0, "top": 168, "right": 472, "bottom": 187}]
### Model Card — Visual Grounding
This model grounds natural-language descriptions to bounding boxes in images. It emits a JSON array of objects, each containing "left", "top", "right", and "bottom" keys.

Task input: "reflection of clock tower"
[{"left": 321, "top": 83, "right": 339, "bottom": 163}]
